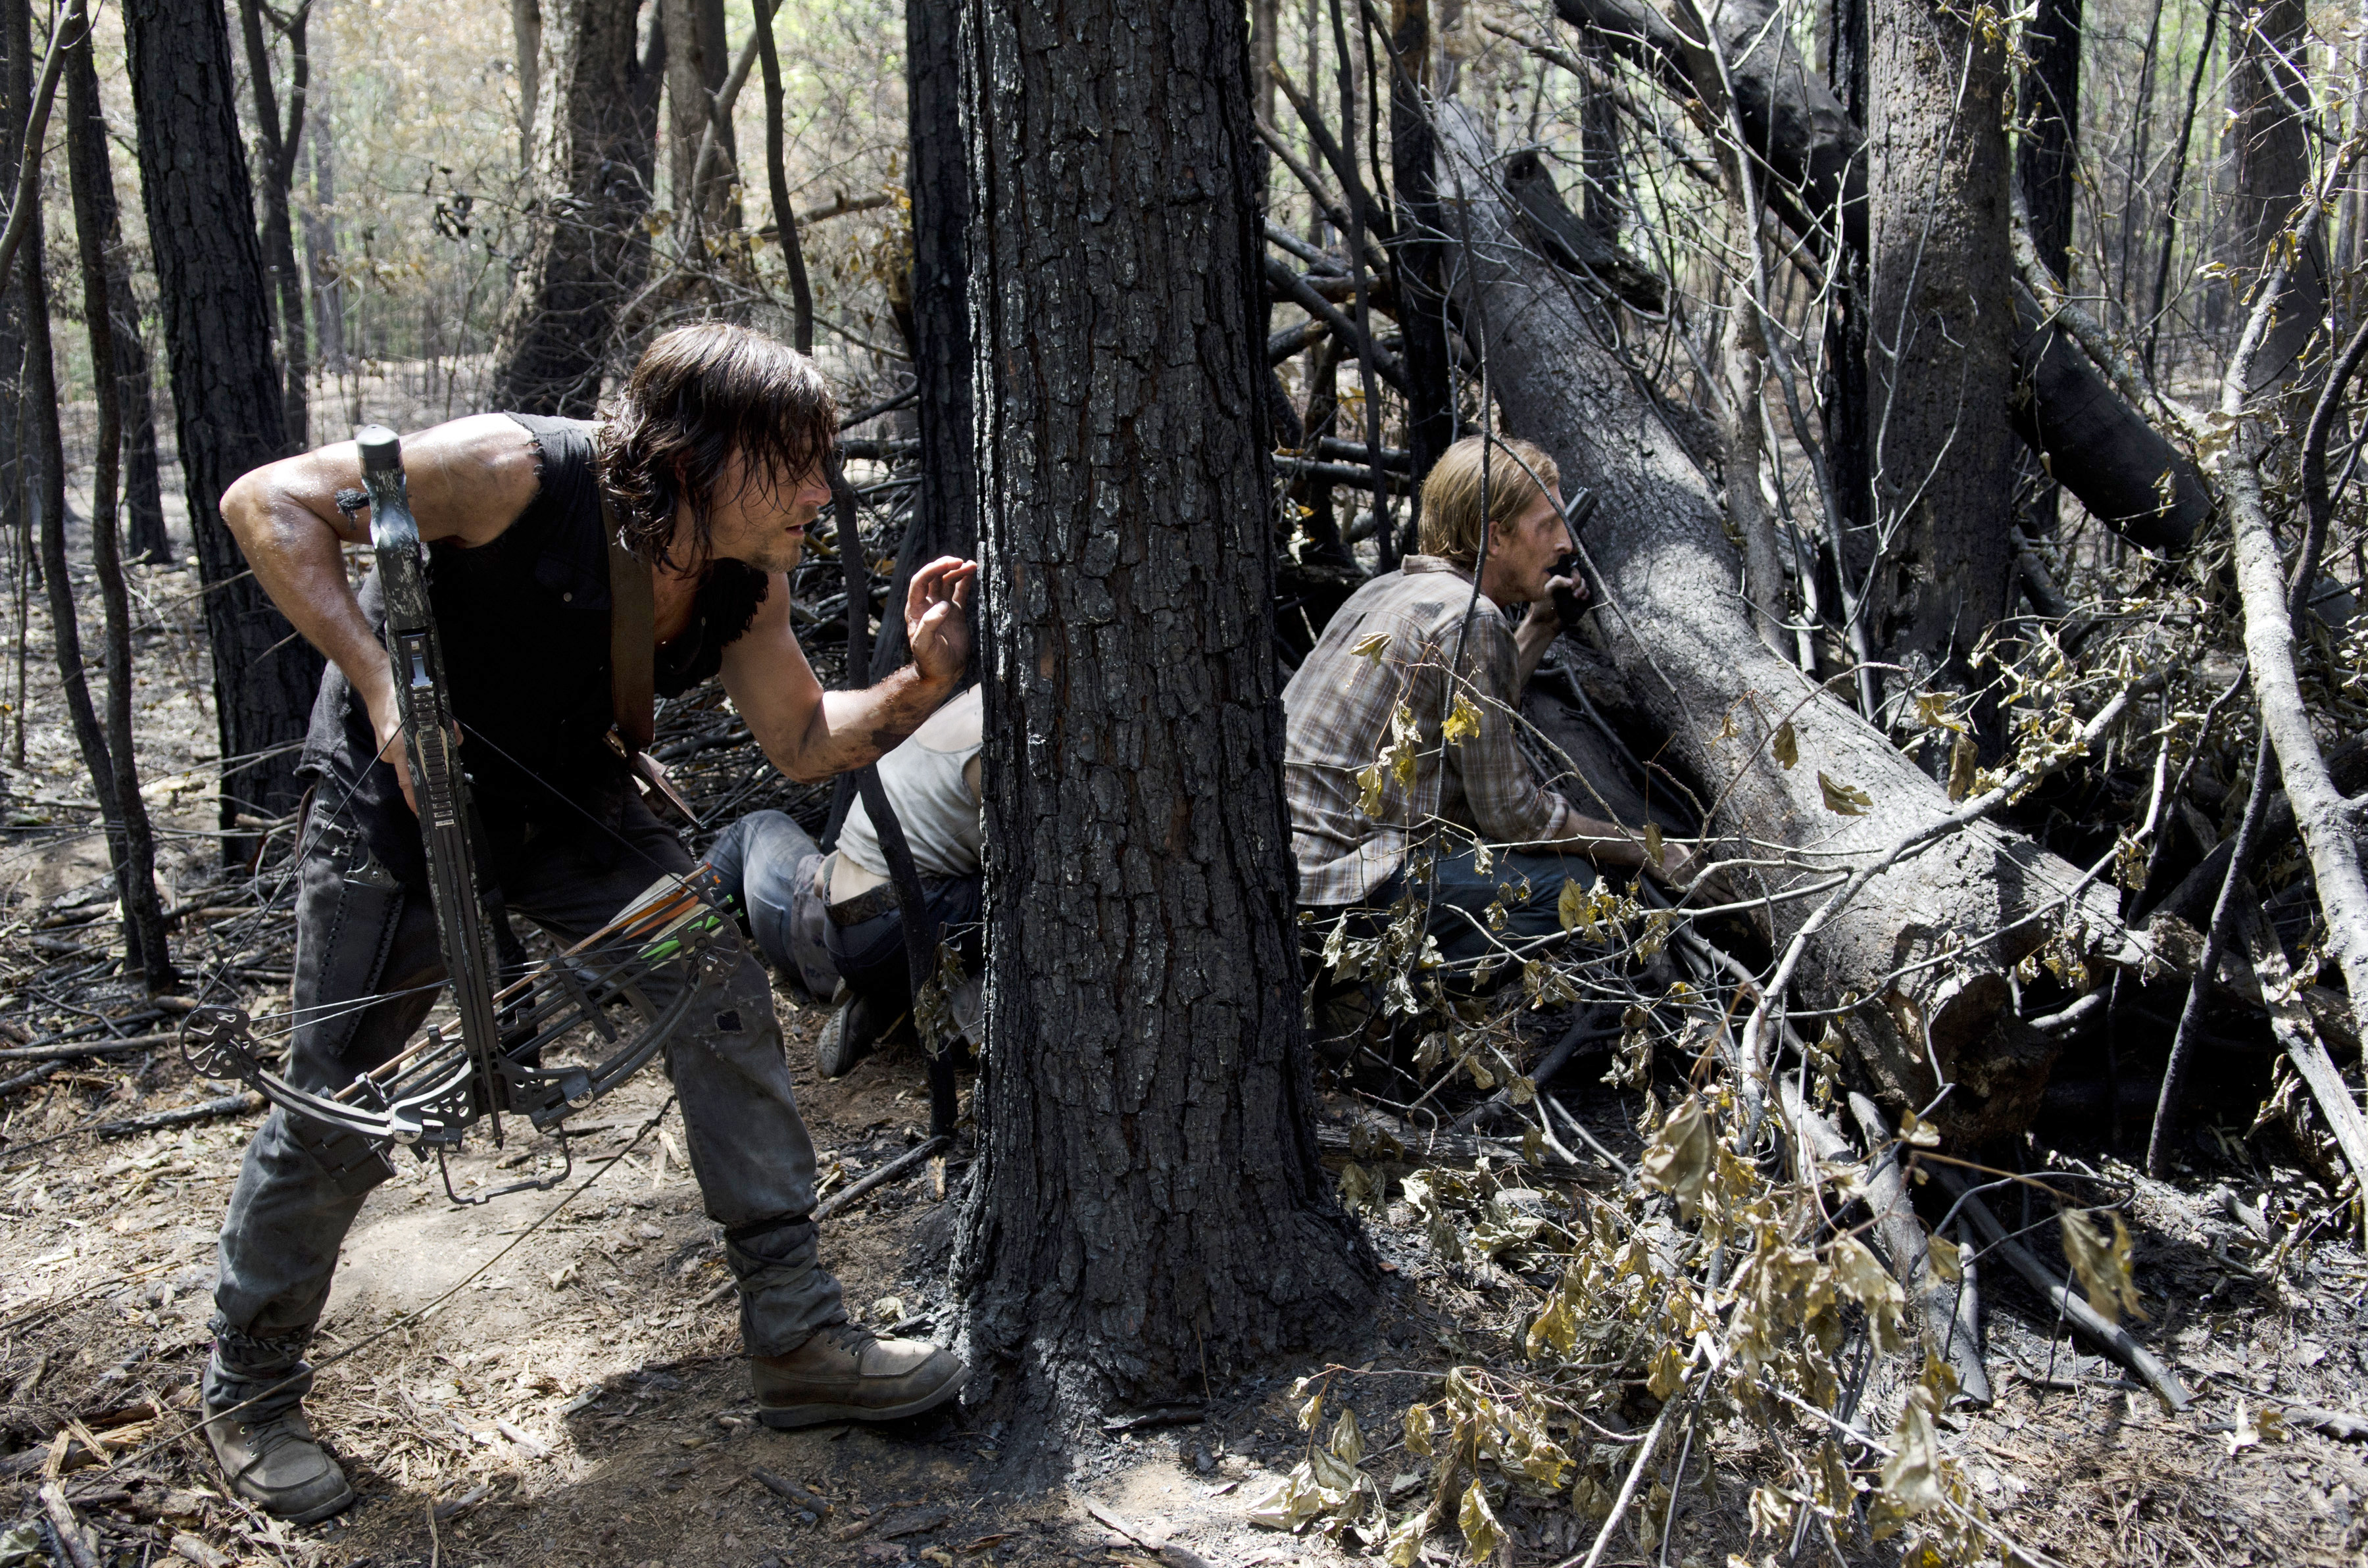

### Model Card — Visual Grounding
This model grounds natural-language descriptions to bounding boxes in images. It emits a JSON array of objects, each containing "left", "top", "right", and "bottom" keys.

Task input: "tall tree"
[
  {"left": 951, "top": 0, "right": 1375, "bottom": 1414},
  {"left": 493, "top": 0, "right": 664, "bottom": 416},
  {"left": 301, "top": 1, "right": 346, "bottom": 379},
  {"left": 663, "top": 0, "right": 735, "bottom": 231},
  {"left": 1389, "top": 0, "right": 1454, "bottom": 493},
  {"left": 1863, "top": 0, "right": 2016, "bottom": 675},
  {"left": 55, "top": 18, "right": 169, "bottom": 564},
  {"left": 2017, "top": 0, "right": 2080, "bottom": 535},
  {"left": 2019, "top": 0, "right": 2079, "bottom": 286},
  {"left": 0, "top": 0, "right": 27, "bottom": 625},
  {"left": 124, "top": 0, "right": 322, "bottom": 833},
  {"left": 64, "top": 20, "right": 172, "bottom": 983},
  {"left": 235, "top": 0, "right": 312, "bottom": 448},
  {"left": 2223, "top": 0, "right": 2321, "bottom": 390},
  {"left": 876, "top": 0, "right": 975, "bottom": 681}
]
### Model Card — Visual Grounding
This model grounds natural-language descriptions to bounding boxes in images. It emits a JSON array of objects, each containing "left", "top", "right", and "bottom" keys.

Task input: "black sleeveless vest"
[{"left": 299, "top": 414, "right": 768, "bottom": 889}]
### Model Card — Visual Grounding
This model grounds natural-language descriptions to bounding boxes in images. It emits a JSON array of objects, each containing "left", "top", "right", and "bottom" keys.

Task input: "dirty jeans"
[{"left": 206, "top": 792, "right": 846, "bottom": 1421}]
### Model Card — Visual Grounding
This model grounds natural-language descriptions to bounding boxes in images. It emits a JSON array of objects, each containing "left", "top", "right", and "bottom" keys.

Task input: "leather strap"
[{"left": 603, "top": 487, "right": 656, "bottom": 754}]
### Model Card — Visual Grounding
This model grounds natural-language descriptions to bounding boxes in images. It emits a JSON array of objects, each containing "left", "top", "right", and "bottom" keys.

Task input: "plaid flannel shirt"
[{"left": 1283, "top": 556, "right": 1575, "bottom": 905}]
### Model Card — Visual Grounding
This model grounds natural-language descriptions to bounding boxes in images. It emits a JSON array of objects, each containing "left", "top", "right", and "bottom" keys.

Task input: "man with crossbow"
[{"left": 205, "top": 324, "right": 975, "bottom": 1521}]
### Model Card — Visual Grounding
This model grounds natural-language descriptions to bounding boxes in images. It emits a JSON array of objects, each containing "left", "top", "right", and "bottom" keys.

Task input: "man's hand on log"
[{"left": 904, "top": 555, "right": 979, "bottom": 686}]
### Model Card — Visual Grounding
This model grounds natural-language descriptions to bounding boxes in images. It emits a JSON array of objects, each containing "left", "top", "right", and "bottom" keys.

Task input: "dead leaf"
[
  {"left": 1772, "top": 720, "right": 1798, "bottom": 769},
  {"left": 1818, "top": 771, "right": 1872, "bottom": 816},
  {"left": 2060, "top": 1209, "right": 2145, "bottom": 1324},
  {"left": 1639, "top": 1094, "right": 1714, "bottom": 1217}
]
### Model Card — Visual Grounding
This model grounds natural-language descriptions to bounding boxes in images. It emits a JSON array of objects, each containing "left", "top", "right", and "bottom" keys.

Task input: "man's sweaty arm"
[
  {"left": 722, "top": 555, "right": 977, "bottom": 783},
  {"left": 219, "top": 415, "right": 542, "bottom": 810}
]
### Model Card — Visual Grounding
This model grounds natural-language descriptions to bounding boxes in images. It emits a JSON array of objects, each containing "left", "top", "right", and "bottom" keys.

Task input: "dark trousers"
[
  {"left": 207, "top": 791, "right": 845, "bottom": 1420},
  {"left": 1362, "top": 845, "right": 1600, "bottom": 967},
  {"left": 824, "top": 873, "right": 983, "bottom": 1008}
]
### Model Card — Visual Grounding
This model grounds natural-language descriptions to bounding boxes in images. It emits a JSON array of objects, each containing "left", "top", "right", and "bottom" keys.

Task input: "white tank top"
[{"left": 837, "top": 686, "right": 983, "bottom": 881}]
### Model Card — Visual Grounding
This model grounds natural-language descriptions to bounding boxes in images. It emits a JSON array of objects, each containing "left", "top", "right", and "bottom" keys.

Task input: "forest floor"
[{"left": 0, "top": 526, "right": 2365, "bottom": 1568}]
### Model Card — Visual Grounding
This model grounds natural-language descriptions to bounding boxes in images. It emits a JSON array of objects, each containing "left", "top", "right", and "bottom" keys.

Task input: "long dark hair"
[{"left": 597, "top": 323, "right": 838, "bottom": 572}]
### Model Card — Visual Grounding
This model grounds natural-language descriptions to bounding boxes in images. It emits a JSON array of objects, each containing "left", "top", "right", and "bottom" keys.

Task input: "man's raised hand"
[{"left": 904, "top": 556, "right": 978, "bottom": 685}]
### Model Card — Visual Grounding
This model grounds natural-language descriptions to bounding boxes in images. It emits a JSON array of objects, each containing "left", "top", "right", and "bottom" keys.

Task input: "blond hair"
[{"left": 1417, "top": 435, "right": 1560, "bottom": 570}]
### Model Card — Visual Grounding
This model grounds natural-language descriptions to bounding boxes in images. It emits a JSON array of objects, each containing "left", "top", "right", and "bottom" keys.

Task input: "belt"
[{"left": 825, "top": 879, "right": 901, "bottom": 927}]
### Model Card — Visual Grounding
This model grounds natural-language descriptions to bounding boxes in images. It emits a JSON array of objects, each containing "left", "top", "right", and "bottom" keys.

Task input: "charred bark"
[
  {"left": 61, "top": 31, "right": 170, "bottom": 566},
  {"left": 1389, "top": 0, "right": 1455, "bottom": 492},
  {"left": 1443, "top": 109, "right": 2119, "bottom": 1144},
  {"left": 124, "top": 0, "right": 322, "bottom": 832},
  {"left": 493, "top": 0, "right": 662, "bottom": 416},
  {"left": 953, "top": 0, "right": 1376, "bottom": 1418},
  {"left": 1863, "top": 0, "right": 2016, "bottom": 671},
  {"left": 872, "top": 0, "right": 975, "bottom": 683},
  {"left": 235, "top": 0, "right": 311, "bottom": 448},
  {"left": 65, "top": 29, "right": 172, "bottom": 985},
  {"left": 2222, "top": 0, "right": 2322, "bottom": 391}
]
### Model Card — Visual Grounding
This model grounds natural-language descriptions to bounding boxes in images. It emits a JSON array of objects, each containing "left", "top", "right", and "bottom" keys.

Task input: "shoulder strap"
[{"left": 603, "top": 488, "right": 656, "bottom": 754}]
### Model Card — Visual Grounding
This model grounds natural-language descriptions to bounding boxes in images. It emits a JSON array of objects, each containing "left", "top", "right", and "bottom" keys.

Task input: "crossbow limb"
[{"left": 182, "top": 427, "right": 729, "bottom": 1184}]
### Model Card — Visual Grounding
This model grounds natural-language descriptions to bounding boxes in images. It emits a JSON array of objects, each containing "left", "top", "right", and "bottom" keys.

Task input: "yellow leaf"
[
  {"left": 1827, "top": 1236, "right": 1908, "bottom": 1356},
  {"left": 1350, "top": 630, "right": 1391, "bottom": 659},
  {"left": 2060, "top": 1209, "right": 2146, "bottom": 1324},
  {"left": 1356, "top": 762, "right": 1387, "bottom": 818},
  {"left": 1646, "top": 1341, "right": 1688, "bottom": 1401},
  {"left": 1639, "top": 1094, "right": 1714, "bottom": 1217},
  {"left": 1772, "top": 720, "right": 1798, "bottom": 769},
  {"left": 1456, "top": 1481, "right": 1504, "bottom": 1561},
  {"left": 1381, "top": 1512, "right": 1425, "bottom": 1568},
  {"left": 1403, "top": 1404, "right": 1435, "bottom": 1458},
  {"left": 1896, "top": 1108, "right": 1941, "bottom": 1148},
  {"left": 1441, "top": 694, "right": 1482, "bottom": 746},
  {"left": 1925, "top": 1231, "right": 1962, "bottom": 1285},
  {"left": 1747, "top": 1485, "right": 1795, "bottom": 1538},
  {"left": 1643, "top": 820, "right": 1664, "bottom": 870},
  {"left": 1877, "top": 1392, "right": 1944, "bottom": 1514},
  {"left": 1556, "top": 877, "right": 1589, "bottom": 932},
  {"left": 1329, "top": 1406, "right": 1365, "bottom": 1466},
  {"left": 1946, "top": 733, "right": 1979, "bottom": 802},
  {"left": 1818, "top": 771, "right": 1873, "bottom": 816}
]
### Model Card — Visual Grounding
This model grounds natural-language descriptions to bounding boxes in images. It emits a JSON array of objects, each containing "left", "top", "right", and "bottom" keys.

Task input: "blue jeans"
[
  {"left": 701, "top": 810, "right": 822, "bottom": 979},
  {"left": 1367, "top": 846, "right": 1600, "bottom": 967}
]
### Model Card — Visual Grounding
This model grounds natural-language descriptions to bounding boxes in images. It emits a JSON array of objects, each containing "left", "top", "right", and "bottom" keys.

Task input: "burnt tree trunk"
[
  {"left": 61, "top": 30, "right": 170, "bottom": 566},
  {"left": 124, "top": 0, "right": 321, "bottom": 833},
  {"left": 235, "top": 0, "right": 311, "bottom": 448},
  {"left": 1442, "top": 109, "right": 2119, "bottom": 1146},
  {"left": 2016, "top": 0, "right": 2079, "bottom": 535},
  {"left": 1389, "top": 0, "right": 1454, "bottom": 491},
  {"left": 494, "top": 0, "right": 662, "bottom": 416},
  {"left": 872, "top": 0, "right": 975, "bottom": 683},
  {"left": 66, "top": 28, "right": 173, "bottom": 984},
  {"left": 952, "top": 0, "right": 1375, "bottom": 1418},
  {"left": 2223, "top": 0, "right": 2321, "bottom": 391},
  {"left": 0, "top": 0, "right": 27, "bottom": 617},
  {"left": 1863, "top": 0, "right": 2016, "bottom": 676}
]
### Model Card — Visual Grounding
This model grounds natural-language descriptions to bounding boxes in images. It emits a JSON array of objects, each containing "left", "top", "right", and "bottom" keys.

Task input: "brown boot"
[
  {"left": 201, "top": 1403, "right": 355, "bottom": 1523},
  {"left": 752, "top": 1324, "right": 968, "bottom": 1428}
]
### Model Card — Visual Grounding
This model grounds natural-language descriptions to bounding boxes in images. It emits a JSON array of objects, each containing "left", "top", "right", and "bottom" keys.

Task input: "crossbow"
[{"left": 182, "top": 427, "right": 729, "bottom": 1197}]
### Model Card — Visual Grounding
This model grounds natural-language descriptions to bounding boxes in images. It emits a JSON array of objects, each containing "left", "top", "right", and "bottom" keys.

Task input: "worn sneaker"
[
  {"left": 201, "top": 1402, "right": 355, "bottom": 1523},
  {"left": 752, "top": 1324, "right": 968, "bottom": 1428}
]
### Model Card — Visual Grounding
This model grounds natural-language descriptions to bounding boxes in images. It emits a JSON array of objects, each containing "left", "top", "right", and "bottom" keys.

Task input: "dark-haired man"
[{"left": 207, "top": 324, "right": 974, "bottom": 1521}]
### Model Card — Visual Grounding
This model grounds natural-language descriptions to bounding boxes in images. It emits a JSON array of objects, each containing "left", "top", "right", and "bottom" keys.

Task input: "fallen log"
[{"left": 1439, "top": 109, "right": 2122, "bottom": 1144}]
